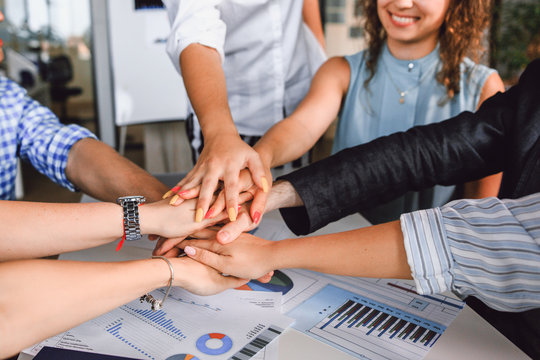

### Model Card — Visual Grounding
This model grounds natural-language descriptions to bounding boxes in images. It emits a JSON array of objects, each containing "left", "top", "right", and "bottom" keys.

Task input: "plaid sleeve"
[{"left": 17, "top": 92, "right": 97, "bottom": 191}]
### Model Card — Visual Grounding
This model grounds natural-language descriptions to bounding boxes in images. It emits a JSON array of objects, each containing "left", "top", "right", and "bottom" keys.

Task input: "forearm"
[
  {"left": 180, "top": 43, "right": 237, "bottom": 139},
  {"left": 66, "top": 138, "right": 168, "bottom": 203},
  {"left": 0, "top": 259, "right": 169, "bottom": 358},
  {"left": 0, "top": 201, "right": 123, "bottom": 261},
  {"left": 254, "top": 118, "right": 321, "bottom": 168},
  {"left": 302, "top": 0, "right": 325, "bottom": 49},
  {"left": 271, "top": 221, "right": 411, "bottom": 279}
]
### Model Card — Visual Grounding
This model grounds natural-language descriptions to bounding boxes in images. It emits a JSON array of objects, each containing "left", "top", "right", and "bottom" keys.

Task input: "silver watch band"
[{"left": 117, "top": 196, "right": 146, "bottom": 241}]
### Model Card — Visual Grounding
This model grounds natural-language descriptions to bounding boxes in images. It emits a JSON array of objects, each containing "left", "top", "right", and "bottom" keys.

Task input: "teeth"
[{"left": 391, "top": 14, "right": 416, "bottom": 24}]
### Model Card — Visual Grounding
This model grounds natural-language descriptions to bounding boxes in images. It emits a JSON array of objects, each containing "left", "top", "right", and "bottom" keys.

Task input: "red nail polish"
[
  {"left": 253, "top": 211, "right": 261, "bottom": 224},
  {"left": 204, "top": 209, "right": 214, "bottom": 219},
  {"left": 171, "top": 185, "right": 181, "bottom": 192},
  {"left": 178, "top": 190, "right": 190, "bottom": 197}
]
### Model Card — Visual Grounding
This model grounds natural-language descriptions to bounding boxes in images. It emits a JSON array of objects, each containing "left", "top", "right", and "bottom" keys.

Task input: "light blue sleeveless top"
[{"left": 332, "top": 43, "right": 496, "bottom": 224}]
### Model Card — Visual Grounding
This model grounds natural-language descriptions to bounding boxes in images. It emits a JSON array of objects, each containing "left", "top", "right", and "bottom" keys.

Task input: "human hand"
[
  {"left": 162, "top": 134, "right": 269, "bottom": 223},
  {"left": 140, "top": 198, "right": 228, "bottom": 242},
  {"left": 176, "top": 229, "right": 277, "bottom": 280},
  {"left": 170, "top": 256, "right": 248, "bottom": 296},
  {"left": 205, "top": 168, "right": 271, "bottom": 228}
]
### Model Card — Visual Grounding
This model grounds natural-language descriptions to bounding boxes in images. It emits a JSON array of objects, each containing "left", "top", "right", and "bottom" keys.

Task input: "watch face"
[{"left": 117, "top": 196, "right": 146, "bottom": 204}]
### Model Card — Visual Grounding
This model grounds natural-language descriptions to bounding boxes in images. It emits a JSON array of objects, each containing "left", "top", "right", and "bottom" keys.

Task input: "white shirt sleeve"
[{"left": 162, "top": 0, "right": 226, "bottom": 75}]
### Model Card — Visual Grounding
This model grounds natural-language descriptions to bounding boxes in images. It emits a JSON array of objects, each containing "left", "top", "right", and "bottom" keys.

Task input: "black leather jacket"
[{"left": 280, "top": 59, "right": 540, "bottom": 236}]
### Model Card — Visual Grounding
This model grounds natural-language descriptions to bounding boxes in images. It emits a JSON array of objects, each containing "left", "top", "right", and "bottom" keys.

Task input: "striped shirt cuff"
[{"left": 400, "top": 208, "right": 455, "bottom": 296}]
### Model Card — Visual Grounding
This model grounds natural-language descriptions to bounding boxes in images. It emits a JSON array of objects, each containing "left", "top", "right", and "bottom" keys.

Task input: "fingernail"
[
  {"left": 169, "top": 194, "right": 179, "bottom": 205},
  {"left": 171, "top": 185, "right": 181, "bottom": 192},
  {"left": 178, "top": 190, "right": 190, "bottom": 197},
  {"left": 261, "top": 177, "right": 269, "bottom": 193},
  {"left": 228, "top": 207, "right": 237, "bottom": 222},
  {"left": 162, "top": 190, "right": 173, "bottom": 199},
  {"left": 195, "top": 208, "right": 204, "bottom": 223},
  {"left": 204, "top": 208, "right": 214, "bottom": 219},
  {"left": 253, "top": 211, "right": 261, "bottom": 224},
  {"left": 184, "top": 246, "right": 196, "bottom": 256},
  {"left": 219, "top": 231, "right": 230, "bottom": 244}
]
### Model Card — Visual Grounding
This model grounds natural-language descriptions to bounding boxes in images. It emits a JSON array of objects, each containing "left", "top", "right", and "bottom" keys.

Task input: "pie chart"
[
  {"left": 165, "top": 354, "right": 200, "bottom": 360},
  {"left": 236, "top": 270, "right": 294, "bottom": 295}
]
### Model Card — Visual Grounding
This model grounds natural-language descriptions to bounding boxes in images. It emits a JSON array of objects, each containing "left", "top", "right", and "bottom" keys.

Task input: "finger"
[
  {"left": 184, "top": 246, "right": 226, "bottom": 272},
  {"left": 246, "top": 155, "right": 270, "bottom": 193},
  {"left": 177, "top": 185, "right": 201, "bottom": 200},
  {"left": 256, "top": 271, "right": 274, "bottom": 283},
  {"left": 162, "top": 247, "right": 182, "bottom": 258},
  {"left": 238, "top": 191, "right": 254, "bottom": 204},
  {"left": 206, "top": 190, "right": 226, "bottom": 219},
  {"left": 152, "top": 236, "right": 168, "bottom": 255},
  {"left": 196, "top": 175, "right": 221, "bottom": 223},
  {"left": 250, "top": 188, "right": 268, "bottom": 224},
  {"left": 148, "top": 234, "right": 159, "bottom": 241},
  {"left": 189, "top": 228, "right": 219, "bottom": 240},
  {"left": 153, "top": 236, "right": 186, "bottom": 256},
  {"left": 217, "top": 211, "right": 254, "bottom": 244},
  {"left": 217, "top": 276, "right": 250, "bottom": 293},
  {"left": 223, "top": 168, "right": 240, "bottom": 222},
  {"left": 162, "top": 185, "right": 182, "bottom": 200}
]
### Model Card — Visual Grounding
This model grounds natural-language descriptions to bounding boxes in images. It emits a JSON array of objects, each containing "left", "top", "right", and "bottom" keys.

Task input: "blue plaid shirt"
[{"left": 0, "top": 76, "right": 96, "bottom": 200}]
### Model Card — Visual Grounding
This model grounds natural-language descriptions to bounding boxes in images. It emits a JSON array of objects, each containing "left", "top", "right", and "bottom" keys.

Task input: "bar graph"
[
  {"left": 288, "top": 283, "right": 459, "bottom": 360},
  {"left": 123, "top": 305, "right": 187, "bottom": 340}
]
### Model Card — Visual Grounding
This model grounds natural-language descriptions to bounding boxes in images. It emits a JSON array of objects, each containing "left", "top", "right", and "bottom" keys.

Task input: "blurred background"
[{"left": 0, "top": 0, "right": 538, "bottom": 203}]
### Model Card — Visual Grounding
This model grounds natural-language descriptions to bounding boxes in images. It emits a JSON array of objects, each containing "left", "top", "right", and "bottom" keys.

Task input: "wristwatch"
[{"left": 117, "top": 196, "right": 146, "bottom": 241}]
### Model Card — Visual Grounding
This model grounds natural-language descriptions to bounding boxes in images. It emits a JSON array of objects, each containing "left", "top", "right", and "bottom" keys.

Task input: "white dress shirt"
[{"left": 163, "top": 0, "right": 326, "bottom": 137}]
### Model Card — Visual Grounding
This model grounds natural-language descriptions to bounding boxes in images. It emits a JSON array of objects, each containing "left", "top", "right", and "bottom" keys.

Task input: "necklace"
[{"left": 382, "top": 59, "right": 440, "bottom": 104}]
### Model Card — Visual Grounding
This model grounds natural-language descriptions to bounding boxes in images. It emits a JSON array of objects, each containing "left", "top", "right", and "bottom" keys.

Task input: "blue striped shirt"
[
  {"left": 401, "top": 193, "right": 540, "bottom": 312},
  {"left": 0, "top": 76, "right": 96, "bottom": 200}
]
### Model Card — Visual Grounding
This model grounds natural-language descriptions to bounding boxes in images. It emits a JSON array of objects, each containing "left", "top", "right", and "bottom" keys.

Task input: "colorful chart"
[
  {"left": 195, "top": 333, "right": 233, "bottom": 355},
  {"left": 237, "top": 270, "right": 294, "bottom": 295},
  {"left": 166, "top": 355, "right": 200, "bottom": 360}
]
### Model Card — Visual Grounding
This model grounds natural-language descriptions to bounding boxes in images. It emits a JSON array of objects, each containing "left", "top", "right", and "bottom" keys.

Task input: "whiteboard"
[{"left": 107, "top": 0, "right": 189, "bottom": 126}]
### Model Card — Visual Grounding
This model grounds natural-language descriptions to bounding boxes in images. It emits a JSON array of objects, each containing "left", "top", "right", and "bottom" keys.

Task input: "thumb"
[{"left": 184, "top": 246, "right": 225, "bottom": 272}]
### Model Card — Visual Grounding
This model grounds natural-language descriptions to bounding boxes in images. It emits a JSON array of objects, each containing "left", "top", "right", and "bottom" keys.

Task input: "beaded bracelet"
[{"left": 140, "top": 256, "right": 174, "bottom": 311}]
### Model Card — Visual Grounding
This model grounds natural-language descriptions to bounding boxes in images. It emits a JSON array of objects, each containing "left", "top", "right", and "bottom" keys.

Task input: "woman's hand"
[
  {"left": 162, "top": 135, "right": 269, "bottom": 223},
  {"left": 170, "top": 256, "right": 248, "bottom": 296},
  {"left": 176, "top": 230, "right": 277, "bottom": 280},
  {"left": 140, "top": 198, "right": 227, "bottom": 240}
]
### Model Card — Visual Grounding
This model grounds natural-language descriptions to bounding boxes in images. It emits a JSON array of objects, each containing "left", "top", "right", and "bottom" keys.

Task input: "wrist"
[
  {"left": 253, "top": 144, "right": 274, "bottom": 169},
  {"left": 138, "top": 202, "right": 158, "bottom": 236},
  {"left": 265, "top": 180, "right": 303, "bottom": 213},
  {"left": 200, "top": 117, "right": 239, "bottom": 140}
]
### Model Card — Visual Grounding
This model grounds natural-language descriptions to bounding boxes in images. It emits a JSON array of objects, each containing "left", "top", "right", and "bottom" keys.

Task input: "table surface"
[{"left": 19, "top": 194, "right": 531, "bottom": 360}]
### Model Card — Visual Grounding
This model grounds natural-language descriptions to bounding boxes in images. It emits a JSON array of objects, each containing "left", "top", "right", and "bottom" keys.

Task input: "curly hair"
[{"left": 358, "top": 0, "right": 492, "bottom": 98}]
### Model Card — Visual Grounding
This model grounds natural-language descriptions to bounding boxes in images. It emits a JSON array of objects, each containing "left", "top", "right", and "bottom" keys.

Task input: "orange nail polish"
[
  {"left": 228, "top": 207, "right": 237, "bottom": 222},
  {"left": 261, "top": 177, "right": 269, "bottom": 193},
  {"left": 169, "top": 194, "right": 179, "bottom": 205},
  {"left": 162, "top": 190, "right": 173, "bottom": 199},
  {"left": 195, "top": 208, "right": 204, "bottom": 223}
]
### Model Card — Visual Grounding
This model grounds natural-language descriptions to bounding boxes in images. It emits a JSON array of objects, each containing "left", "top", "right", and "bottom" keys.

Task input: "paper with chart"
[
  {"left": 25, "top": 288, "right": 291, "bottom": 360},
  {"left": 274, "top": 269, "right": 464, "bottom": 360}
]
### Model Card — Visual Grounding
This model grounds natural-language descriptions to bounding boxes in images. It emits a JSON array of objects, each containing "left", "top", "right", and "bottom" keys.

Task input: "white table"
[{"left": 19, "top": 205, "right": 530, "bottom": 360}]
